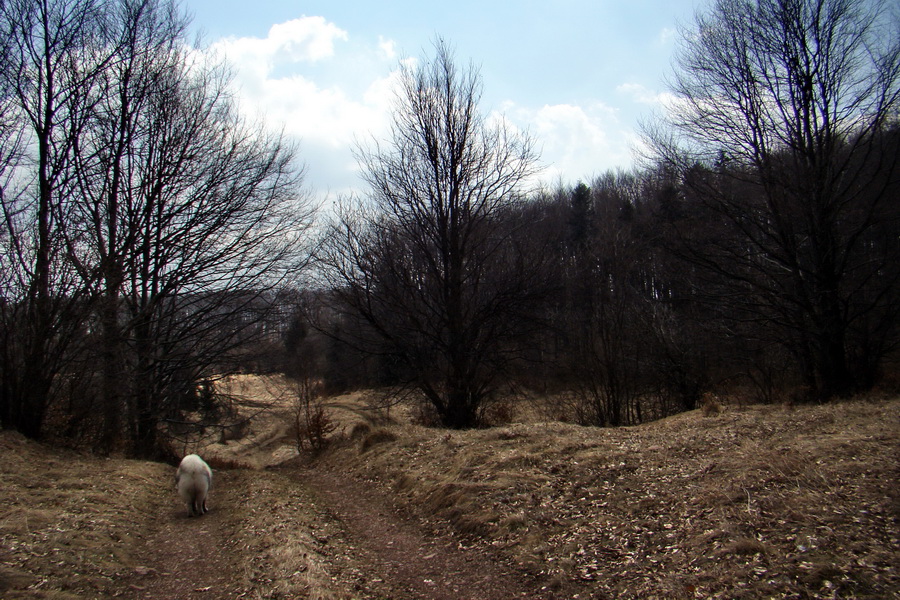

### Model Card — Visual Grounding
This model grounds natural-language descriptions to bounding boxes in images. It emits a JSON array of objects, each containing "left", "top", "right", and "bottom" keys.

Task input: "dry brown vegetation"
[
  {"left": 317, "top": 394, "right": 900, "bottom": 599},
  {"left": 0, "top": 427, "right": 345, "bottom": 599},
  {"left": 0, "top": 382, "right": 898, "bottom": 599},
  {"left": 0, "top": 431, "right": 168, "bottom": 598}
]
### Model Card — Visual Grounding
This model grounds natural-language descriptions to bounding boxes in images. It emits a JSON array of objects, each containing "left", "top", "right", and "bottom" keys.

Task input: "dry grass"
[
  {"left": 219, "top": 470, "right": 350, "bottom": 600},
  {"left": 0, "top": 430, "right": 348, "bottom": 600},
  {"left": 317, "top": 395, "right": 900, "bottom": 599},
  {"left": 2, "top": 381, "right": 897, "bottom": 600},
  {"left": 200, "top": 373, "right": 300, "bottom": 469},
  {"left": 0, "top": 430, "right": 171, "bottom": 599}
]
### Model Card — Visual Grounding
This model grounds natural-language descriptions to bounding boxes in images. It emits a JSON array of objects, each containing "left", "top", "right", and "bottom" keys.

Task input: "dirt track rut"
[
  {"left": 121, "top": 466, "right": 558, "bottom": 599},
  {"left": 294, "top": 467, "right": 558, "bottom": 600},
  {"left": 122, "top": 470, "right": 252, "bottom": 599}
]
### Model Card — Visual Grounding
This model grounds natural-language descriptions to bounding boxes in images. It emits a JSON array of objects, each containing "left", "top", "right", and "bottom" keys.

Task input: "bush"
[{"left": 292, "top": 378, "right": 335, "bottom": 453}]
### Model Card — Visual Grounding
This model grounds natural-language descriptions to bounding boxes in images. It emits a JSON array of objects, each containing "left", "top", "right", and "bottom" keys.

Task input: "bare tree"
[
  {"left": 319, "top": 40, "right": 543, "bottom": 428},
  {"left": 0, "top": 0, "right": 114, "bottom": 437},
  {"left": 69, "top": 0, "right": 313, "bottom": 457},
  {"left": 52, "top": 0, "right": 188, "bottom": 452},
  {"left": 645, "top": 0, "right": 900, "bottom": 399},
  {"left": 0, "top": 0, "right": 314, "bottom": 455}
]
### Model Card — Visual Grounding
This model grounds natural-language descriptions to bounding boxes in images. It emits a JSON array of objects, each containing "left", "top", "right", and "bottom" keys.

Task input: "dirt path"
[
  {"left": 119, "top": 464, "right": 561, "bottom": 600},
  {"left": 121, "top": 470, "right": 253, "bottom": 600},
  {"left": 294, "top": 467, "right": 562, "bottom": 600}
]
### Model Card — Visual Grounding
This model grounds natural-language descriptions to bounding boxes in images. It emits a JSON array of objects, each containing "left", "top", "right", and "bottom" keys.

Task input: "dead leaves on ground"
[{"left": 322, "top": 399, "right": 900, "bottom": 599}]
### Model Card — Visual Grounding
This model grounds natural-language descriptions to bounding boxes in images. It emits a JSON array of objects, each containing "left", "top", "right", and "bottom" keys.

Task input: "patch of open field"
[
  {"left": 315, "top": 395, "right": 900, "bottom": 599},
  {"left": 1, "top": 382, "right": 897, "bottom": 599},
  {"left": 0, "top": 430, "right": 171, "bottom": 598},
  {"left": 0, "top": 429, "right": 345, "bottom": 600}
]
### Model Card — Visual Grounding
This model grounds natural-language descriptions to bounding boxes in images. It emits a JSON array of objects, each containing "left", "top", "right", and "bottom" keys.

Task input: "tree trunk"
[
  {"left": 98, "top": 292, "right": 124, "bottom": 453},
  {"left": 442, "top": 386, "right": 478, "bottom": 430},
  {"left": 129, "top": 319, "right": 161, "bottom": 459}
]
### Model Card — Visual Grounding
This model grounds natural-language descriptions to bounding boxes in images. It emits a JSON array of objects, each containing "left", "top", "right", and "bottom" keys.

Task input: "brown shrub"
[
  {"left": 293, "top": 379, "right": 336, "bottom": 453},
  {"left": 411, "top": 401, "right": 441, "bottom": 427},
  {"left": 219, "top": 419, "right": 250, "bottom": 443},
  {"left": 481, "top": 397, "right": 515, "bottom": 426},
  {"left": 701, "top": 393, "right": 722, "bottom": 417}
]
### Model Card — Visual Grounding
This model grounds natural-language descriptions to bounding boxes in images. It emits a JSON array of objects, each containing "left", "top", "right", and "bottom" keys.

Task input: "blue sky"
[{"left": 185, "top": 0, "right": 700, "bottom": 197}]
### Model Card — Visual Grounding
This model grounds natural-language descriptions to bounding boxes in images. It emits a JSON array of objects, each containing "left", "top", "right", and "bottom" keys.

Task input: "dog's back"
[{"left": 175, "top": 454, "right": 212, "bottom": 517}]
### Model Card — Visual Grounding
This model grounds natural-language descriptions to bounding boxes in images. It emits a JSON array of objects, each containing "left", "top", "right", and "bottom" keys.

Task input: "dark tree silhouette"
[
  {"left": 0, "top": 0, "right": 314, "bottom": 455},
  {"left": 319, "top": 40, "right": 543, "bottom": 428},
  {"left": 645, "top": 0, "right": 900, "bottom": 399},
  {"left": 0, "top": 0, "right": 112, "bottom": 437}
]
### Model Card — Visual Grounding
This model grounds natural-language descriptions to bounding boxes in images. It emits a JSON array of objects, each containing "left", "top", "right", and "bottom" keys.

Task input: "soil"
[
  {"left": 292, "top": 467, "right": 562, "bottom": 600},
  {"left": 1, "top": 382, "right": 898, "bottom": 599},
  {"left": 116, "top": 466, "right": 555, "bottom": 600},
  {"left": 121, "top": 476, "right": 246, "bottom": 600}
]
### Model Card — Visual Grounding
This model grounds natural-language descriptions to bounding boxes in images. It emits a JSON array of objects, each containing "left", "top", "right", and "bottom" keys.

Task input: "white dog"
[{"left": 175, "top": 454, "right": 212, "bottom": 517}]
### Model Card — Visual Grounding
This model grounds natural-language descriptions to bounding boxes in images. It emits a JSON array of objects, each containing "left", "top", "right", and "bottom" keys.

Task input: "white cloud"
[
  {"left": 500, "top": 102, "right": 636, "bottom": 183},
  {"left": 377, "top": 36, "right": 397, "bottom": 60},
  {"left": 616, "top": 82, "right": 678, "bottom": 109},
  {"left": 657, "top": 27, "right": 677, "bottom": 46},
  {"left": 204, "top": 17, "right": 400, "bottom": 197},
  {"left": 268, "top": 17, "right": 348, "bottom": 62},
  {"left": 202, "top": 16, "right": 644, "bottom": 197},
  {"left": 210, "top": 17, "right": 348, "bottom": 80}
]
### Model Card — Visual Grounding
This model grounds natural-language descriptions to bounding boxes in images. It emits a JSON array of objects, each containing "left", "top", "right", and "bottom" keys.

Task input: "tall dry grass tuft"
[{"left": 359, "top": 428, "right": 397, "bottom": 453}]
